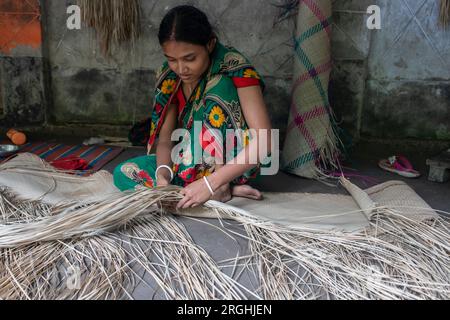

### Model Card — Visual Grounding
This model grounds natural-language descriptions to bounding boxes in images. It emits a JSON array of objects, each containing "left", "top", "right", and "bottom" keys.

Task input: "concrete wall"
[
  {"left": 331, "top": 0, "right": 450, "bottom": 140},
  {"left": 0, "top": 0, "right": 47, "bottom": 125},
  {"left": 1, "top": 0, "right": 448, "bottom": 142},
  {"left": 43, "top": 0, "right": 294, "bottom": 138}
]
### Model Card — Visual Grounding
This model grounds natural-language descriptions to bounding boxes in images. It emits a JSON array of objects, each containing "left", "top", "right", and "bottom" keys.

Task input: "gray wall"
[
  {"left": 1, "top": 0, "right": 449, "bottom": 142},
  {"left": 331, "top": 0, "right": 449, "bottom": 140},
  {"left": 44, "top": 0, "right": 294, "bottom": 138},
  {"left": 0, "top": 0, "right": 48, "bottom": 126}
]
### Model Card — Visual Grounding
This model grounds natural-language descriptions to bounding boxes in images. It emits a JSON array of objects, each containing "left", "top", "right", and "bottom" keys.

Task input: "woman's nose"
[{"left": 178, "top": 62, "right": 188, "bottom": 74}]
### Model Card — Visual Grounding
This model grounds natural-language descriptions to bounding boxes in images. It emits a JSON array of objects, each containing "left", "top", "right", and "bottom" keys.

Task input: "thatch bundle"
[
  {"left": 440, "top": 0, "right": 450, "bottom": 27},
  {"left": 78, "top": 0, "right": 141, "bottom": 56}
]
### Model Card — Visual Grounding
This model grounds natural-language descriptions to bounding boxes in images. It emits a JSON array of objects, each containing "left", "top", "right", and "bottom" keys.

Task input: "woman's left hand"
[{"left": 177, "top": 178, "right": 213, "bottom": 209}]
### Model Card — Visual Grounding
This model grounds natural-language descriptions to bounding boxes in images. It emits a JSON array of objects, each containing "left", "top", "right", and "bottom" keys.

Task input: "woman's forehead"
[{"left": 162, "top": 40, "right": 205, "bottom": 58}]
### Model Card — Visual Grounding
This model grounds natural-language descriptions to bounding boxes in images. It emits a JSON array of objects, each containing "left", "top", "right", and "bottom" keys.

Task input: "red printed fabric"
[
  {"left": 50, "top": 156, "right": 89, "bottom": 171},
  {"left": 232, "top": 77, "right": 260, "bottom": 88}
]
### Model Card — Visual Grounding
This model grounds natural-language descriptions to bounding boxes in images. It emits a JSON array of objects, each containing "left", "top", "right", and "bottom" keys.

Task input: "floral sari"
[{"left": 114, "top": 42, "right": 264, "bottom": 191}]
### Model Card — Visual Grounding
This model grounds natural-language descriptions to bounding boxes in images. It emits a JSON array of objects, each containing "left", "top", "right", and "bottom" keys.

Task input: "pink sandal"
[{"left": 378, "top": 155, "right": 421, "bottom": 178}]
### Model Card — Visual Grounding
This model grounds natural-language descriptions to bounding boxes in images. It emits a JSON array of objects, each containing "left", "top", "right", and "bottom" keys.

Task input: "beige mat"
[{"left": 0, "top": 153, "right": 437, "bottom": 234}]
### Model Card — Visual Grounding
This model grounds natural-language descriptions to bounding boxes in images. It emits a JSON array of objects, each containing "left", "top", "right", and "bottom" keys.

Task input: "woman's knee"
[{"left": 113, "top": 162, "right": 136, "bottom": 191}]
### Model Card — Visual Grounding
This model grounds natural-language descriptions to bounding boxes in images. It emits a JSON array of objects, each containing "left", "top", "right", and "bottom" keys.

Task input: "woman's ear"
[{"left": 207, "top": 38, "right": 217, "bottom": 54}]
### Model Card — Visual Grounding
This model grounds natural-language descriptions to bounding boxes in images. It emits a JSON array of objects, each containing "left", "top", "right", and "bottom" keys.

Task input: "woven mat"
[
  {"left": 0, "top": 153, "right": 437, "bottom": 233},
  {"left": 281, "top": 0, "right": 340, "bottom": 179},
  {"left": 0, "top": 142, "right": 124, "bottom": 176}
]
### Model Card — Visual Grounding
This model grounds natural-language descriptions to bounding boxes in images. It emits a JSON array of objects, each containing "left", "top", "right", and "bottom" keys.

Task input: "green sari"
[{"left": 114, "top": 42, "right": 264, "bottom": 191}]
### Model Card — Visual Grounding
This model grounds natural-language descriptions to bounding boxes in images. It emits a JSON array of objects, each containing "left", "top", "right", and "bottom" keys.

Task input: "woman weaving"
[{"left": 114, "top": 5, "right": 273, "bottom": 209}]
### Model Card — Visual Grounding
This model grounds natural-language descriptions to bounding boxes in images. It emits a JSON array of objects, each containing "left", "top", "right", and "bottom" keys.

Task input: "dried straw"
[
  {"left": 0, "top": 187, "right": 250, "bottom": 300},
  {"left": 0, "top": 186, "right": 181, "bottom": 248},
  {"left": 204, "top": 201, "right": 450, "bottom": 300},
  {"left": 0, "top": 159, "right": 449, "bottom": 300},
  {"left": 116, "top": 215, "right": 254, "bottom": 299},
  {"left": 78, "top": 0, "right": 141, "bottom": 56},
  {"left": 440, "top": 0, "right": 450, "bottom": 28},
  {"left": 0, "top": 233, "right": 134, "bottom": 300}
]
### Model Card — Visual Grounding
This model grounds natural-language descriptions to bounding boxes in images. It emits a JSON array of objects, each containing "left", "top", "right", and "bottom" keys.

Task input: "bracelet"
[
  {"left": 155, "top": 165, "right": 174, "bottom": 182},
  {"left": 203, "top": 176, "right": 214, "bottom": 196}
]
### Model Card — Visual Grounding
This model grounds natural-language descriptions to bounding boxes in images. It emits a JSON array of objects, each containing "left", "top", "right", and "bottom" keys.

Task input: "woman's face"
[{"left": 162, "top": 39, "right": 215, "bottom": 85}]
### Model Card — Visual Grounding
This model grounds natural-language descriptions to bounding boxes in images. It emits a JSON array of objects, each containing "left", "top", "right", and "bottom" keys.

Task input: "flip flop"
[{"left": 378, "top": 155, "right": 421, "bottom": 178}]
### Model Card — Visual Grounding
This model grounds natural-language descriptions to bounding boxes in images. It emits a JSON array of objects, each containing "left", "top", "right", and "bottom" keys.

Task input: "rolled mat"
[{"left": 281, "top": 0, "right": 341, "bottom": 179}]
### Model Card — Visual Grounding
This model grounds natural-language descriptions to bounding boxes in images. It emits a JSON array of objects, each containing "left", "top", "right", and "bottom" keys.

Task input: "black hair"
[{"left": 158, "top": 5, "right": 216, "bottom": 46}]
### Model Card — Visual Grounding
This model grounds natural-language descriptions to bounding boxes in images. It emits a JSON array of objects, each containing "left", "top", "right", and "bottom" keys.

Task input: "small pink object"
[{"left": 378, "top": 155, "right": 421, "bottom": 178}]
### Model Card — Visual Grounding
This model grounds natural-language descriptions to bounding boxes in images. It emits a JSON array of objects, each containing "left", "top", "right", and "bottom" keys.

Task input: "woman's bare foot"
[
  {"left": 231, "top": 184, "right": 263, "bottom": 200},
  {"left": 209, "top": 184, "right": 263, "bottom": 203},
  {"left": 211, "top": 183, "right": 232, "bottom": 203}
]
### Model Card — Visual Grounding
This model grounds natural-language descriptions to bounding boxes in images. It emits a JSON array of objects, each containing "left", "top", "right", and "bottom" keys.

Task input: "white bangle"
[
  {"left": 203, "top": 176, "right": 214, "bottom": 196},
  {"left": 155, "top": 165, "right": 174, "bottom": 182}
]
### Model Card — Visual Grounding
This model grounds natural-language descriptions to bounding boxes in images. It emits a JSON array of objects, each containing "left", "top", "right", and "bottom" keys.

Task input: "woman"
[{"left": 114, "top": 5, "right": 273, "bottom": 209}]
